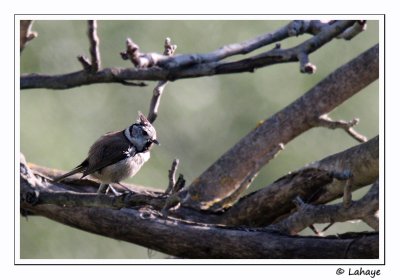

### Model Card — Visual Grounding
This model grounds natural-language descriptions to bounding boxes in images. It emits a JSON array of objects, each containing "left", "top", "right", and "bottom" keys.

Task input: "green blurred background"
[{"left": 20, "top": 20, "right": 379, "bottom": 259}]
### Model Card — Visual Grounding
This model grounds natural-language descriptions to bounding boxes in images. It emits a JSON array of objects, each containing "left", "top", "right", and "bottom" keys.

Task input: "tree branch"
[
  {"left": 77, "top": 20, "right": 101, "bottom": 72},
  {"left": 19, "top": 20, "right": 378, "bottom": 259},
  {"left": 158, "top": 20, "right": 356, "bottom": 69},
  {"left": 273, "top": 180, "right": 379, "bottom": 234},
  {"left": 164, "top": 159, "right": 179, "bottom": 195},
  {"left": 147, "top": 38, "right": 177, "bottom": 123},
  {"left": 316, "top": 114, "right": 367, "bottom": 143},
  {"left": 213, "top": 20, "right": 357, "bottom": 75},
  {"left": 22, "top": 136, "right": 378, "bottom": 229},
  {"left": 337, "top": 21, "right": 368, "bottom": 40},
  {"left": 21, "top": 200, "right": 378, "bottom": 258},
  {"left": 307, "top": 136, "right": 379, "bottom": 204},
  {"left": 24, "top": 137, "right": 370, "bottom": 231},
  {"left": 297, "top": 52, "right": 317, "bottom": 74},
  {"left": 23, "top": 44, "right": 378, "bottom": 221},
  {"left": 21, "top": 154, "right": 378, "bottom": 258},
  {"left": 216, "top": 136, "right": 378, "bottom": 227},
  {"left": 180, "top": 44, "right": 378, "bottom": 212},
  {"left": 88, "top": 20, "right": 101, "bottom": 72},
  {"left": 20, "top": 20, "right": 361, "bottom": 90}
]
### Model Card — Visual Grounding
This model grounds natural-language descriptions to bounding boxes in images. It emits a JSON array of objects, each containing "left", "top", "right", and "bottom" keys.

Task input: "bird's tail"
[{"left": 53, "top": 160, "right": 88, "bottom": 182}]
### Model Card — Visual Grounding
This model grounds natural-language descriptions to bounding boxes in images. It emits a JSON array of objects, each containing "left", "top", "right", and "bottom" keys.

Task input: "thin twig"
[
  {"left": 297, "top": 52, "right": 317, "bottom": 74},
  {"left": 77, "top": 55, "right": 92, "bottom": 72},
  {"left": 121, "top": 38, "right": 164, "bottom": 68},
  {"left": 321, "top": 222, "right": 335, "bottom": 233},
  {"left": 161, "top": 173, "right": 186, "bottom": 216},
  {"left": 316, "top": 114, "right": 368, "bottom": 143},
  {"left": 165, "top": 159, "right": 179, "bottom": 195},
  {"left": 87, "top": 20, "right": 101, "bottom": 72},
  {"left": 172, "top": 174, "right": 186, "bottom": 194},
  {"left": 77, "top": 20, "right": 101, "bottom": 72},
  {"left": 147, "top": 38, "right": 177, "bottom": 123}
]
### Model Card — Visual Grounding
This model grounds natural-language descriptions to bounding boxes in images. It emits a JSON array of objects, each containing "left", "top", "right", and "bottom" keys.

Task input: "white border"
[{"left": 20, "top": 14, "right": 382, "bottom": 20}]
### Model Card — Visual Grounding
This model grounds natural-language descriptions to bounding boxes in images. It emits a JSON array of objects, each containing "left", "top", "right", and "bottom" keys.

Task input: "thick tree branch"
[
  {"left": 217, "top": 136, "right": 378, "bottom": 227},
  {"left": 307, "top": 136, "right": 379, "bottom": 204},
  {"left": 20, "top": 21, "right": 360, "bottom": 90},
  {"left": 273, "top": 180, "right": 379, "bottom": 234},
  {"left": 24, "top": 137, "right": 377, "bottom": 230},
  {"left": 21, "top": 116, "right": 378, "bottom": 230},
  {"left": 21, "top": 200, "right": 378, "bottom": 258},
  {"left": 21, "top": 155, "right": 378, "bottom": 258},
  {"left": 215, "top": 168, "right": 345, "bottom": 227},
  {"left": 180, "top": 44, "right": 378, "bottom": 211}
]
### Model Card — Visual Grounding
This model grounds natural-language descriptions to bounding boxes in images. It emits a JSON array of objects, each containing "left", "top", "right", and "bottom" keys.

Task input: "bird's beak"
[{"left": 152, "top": 139, "right": 160, "bottom": 145}]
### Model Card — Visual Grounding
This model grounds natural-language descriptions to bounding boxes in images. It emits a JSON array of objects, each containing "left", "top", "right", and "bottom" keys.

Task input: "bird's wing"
[{"left": 81, "top": 132, "right": 136, "bottom": 177}]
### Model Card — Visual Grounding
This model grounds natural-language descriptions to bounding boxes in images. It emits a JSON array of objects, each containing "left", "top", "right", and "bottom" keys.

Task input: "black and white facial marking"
[{"left": 124, "top": 121, "right": 158, "bottom": 153}]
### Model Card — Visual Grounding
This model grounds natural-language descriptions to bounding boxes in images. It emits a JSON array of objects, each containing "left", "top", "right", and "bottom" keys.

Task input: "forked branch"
[
  {"left": 21, "top": 20, "right": 364, "bottom": 90},
  {"left": 273, "top": 180, "right": 379, "bottom": 234}
]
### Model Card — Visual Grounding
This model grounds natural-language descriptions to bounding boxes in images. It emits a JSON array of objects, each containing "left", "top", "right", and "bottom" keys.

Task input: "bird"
[{"left": 53, "top": 112, "right": 159, "bottom": 195}]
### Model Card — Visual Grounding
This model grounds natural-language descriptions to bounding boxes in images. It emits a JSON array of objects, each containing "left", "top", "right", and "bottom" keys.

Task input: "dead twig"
[
  {"left": 316, "top": 114, "right": 368, "bottom": 143},
  {"left": 164, "top": 159, "right": 180, "bottom": 195},
  {"left": 77, "top": 20, "right": 101, "bottom": 72},
  {"left": 147, "top": 38, "right": 177, "bottom": 123}
]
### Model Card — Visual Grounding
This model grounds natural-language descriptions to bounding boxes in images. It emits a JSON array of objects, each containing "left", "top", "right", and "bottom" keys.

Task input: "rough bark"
[
  {"left": 21, "top": 21, "right": 358, "bottom": 90},
  {"left": 218, "top": 136, "right": 379, "bottom": 226},
  {"left": 181, "top": 44, "right": 379, "bottom": 211}
]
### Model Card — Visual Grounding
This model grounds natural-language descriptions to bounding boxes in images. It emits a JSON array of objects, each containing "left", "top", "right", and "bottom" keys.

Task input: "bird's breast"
[{"left": 92, "top": 152, "right": 151, "bottom": 183}]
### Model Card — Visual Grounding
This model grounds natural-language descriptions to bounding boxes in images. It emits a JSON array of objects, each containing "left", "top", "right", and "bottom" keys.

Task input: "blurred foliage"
[{"left": 20, "top": 20, "right": 379, "bottom": 259}]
